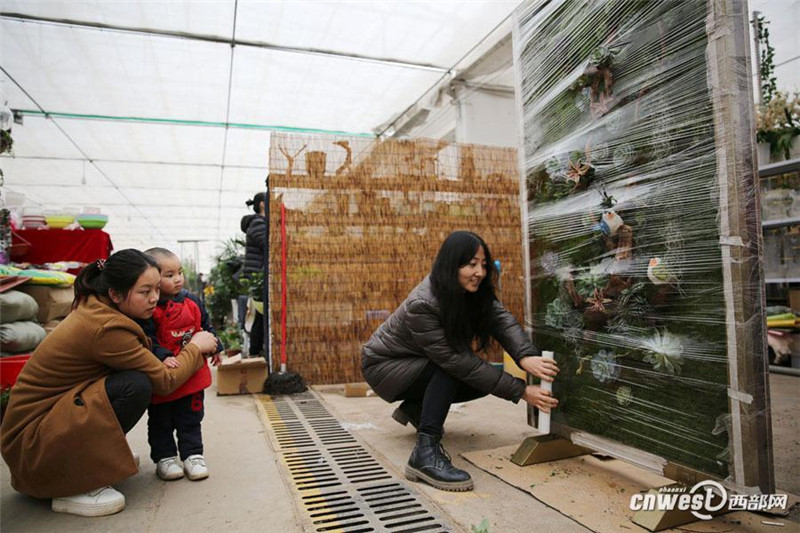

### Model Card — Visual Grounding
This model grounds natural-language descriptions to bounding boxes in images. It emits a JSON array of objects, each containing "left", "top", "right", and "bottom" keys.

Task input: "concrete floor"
[
  {"left": 769, "top": 374, "right": 800, "bottom": 496},
  {"left": 0, "top": 371, "right": 302, "bottom": 532},
  {"left": 316, "top": 373, "right": 800, "bottom": 532},
  {"left": 1, "top": 371, "right": 797, "bottom": 532},
  {"left": 315, "top": 385, "right": 591, "bottom": 533}
]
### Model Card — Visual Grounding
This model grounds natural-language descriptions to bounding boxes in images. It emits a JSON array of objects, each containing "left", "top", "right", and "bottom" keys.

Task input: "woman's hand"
[
  {"left": 519, "top": 356, "right": 559, "bottom": 382},
  {"left": 163, "top": 356, "right": 180, "bottom": 369},
  {"left": 188, "top": 331, "right": 218, "bottom": 354},
  {"left": 522, "top": 385, "right": 558, "bottom": 412},
  {"left": 210, "top": 351, "right": 223, "bottom": 366}
]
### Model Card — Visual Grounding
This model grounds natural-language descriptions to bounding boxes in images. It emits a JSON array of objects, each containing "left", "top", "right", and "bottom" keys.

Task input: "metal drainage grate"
[{"left": 258, "top": 393, "right": 452, "bottom": 533}]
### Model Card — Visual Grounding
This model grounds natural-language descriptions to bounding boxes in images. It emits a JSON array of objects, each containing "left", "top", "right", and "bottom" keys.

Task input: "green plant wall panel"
[{"left": 514, "top": 0, "right": 772, "bottom": 490}]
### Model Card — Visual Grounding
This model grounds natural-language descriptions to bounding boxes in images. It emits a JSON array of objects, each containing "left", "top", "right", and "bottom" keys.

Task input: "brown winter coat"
[
  {"left": 362, "top": 276, "right": 539, "bottom": 403},
  {"left": 0, "top": 294, "right": 205, "bottom": 499}
]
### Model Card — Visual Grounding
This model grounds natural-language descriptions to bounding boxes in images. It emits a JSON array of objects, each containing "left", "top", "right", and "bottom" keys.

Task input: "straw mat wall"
[{"left": 268, "top": 133, "right": 524, "bottom": 384}]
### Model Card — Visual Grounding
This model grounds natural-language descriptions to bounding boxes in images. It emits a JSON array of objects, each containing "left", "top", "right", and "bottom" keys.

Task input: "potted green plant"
[
  {"left": 218, "top": 325, "right": 243, "bottom": 356},
  {"left": 205, "top": 238, "right": 245, "bottom": 330},
  {"left": 241, "top": 271, "right": 265, "bottom": 314},
  {"left": 757, "top": 91, "right": 800, "bottom": 162},
  {"left": 753, "top": 14, "right": 800, "bottom": 162}
]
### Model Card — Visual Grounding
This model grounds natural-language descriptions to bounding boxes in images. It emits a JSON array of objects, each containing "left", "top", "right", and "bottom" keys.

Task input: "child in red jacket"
[{"left": 142, "top": 248, "right": 222, "bottom": 482}]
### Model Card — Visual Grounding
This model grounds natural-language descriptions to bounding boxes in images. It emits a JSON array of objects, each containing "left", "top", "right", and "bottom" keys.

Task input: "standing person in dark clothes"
[
  {"left": 141, "top": 248, "right": 223, "bottom": 482},
  {"left": 240, "top": 191, "right": 267, "bottom": 357},
  {"left": 362, "top": 231, "right": 559, "bottom": 492}
]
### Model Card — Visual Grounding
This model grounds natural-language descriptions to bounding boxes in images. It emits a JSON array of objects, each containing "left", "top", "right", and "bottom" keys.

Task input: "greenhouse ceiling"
[
  {"left": 0, "top": 0, "right": 520, "bottom": 271},
  {"left": 2, "top": 1, "right": 798, "bottom": 272}
]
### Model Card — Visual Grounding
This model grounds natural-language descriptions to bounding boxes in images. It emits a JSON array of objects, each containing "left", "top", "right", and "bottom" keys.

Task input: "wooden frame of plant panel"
[{"left": 513, "top": 0, "right": 774, "bottom": 494}]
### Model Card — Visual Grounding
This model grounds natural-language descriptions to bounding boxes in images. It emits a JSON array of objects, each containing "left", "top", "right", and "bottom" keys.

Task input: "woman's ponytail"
[
  {"left": 73, "top": 260, "right": 104, "bottom": 309},
  {"left": 246, "top": 192, "right": 266, "bottom": 214}
]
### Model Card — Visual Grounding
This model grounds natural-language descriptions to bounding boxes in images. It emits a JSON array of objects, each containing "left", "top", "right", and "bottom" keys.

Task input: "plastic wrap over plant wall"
[{"left": 513, "top": 0, "right": 773, "bottom": 492}]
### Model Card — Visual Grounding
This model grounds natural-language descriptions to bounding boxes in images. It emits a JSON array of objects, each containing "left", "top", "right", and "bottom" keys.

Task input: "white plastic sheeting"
[{"left": 0, "top": 1, "right": 520, "bottom": 271}]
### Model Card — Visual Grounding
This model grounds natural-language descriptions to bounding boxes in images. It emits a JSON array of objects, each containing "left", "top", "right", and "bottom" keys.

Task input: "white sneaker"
[
  {"left": 52, "top": 486, "right": 125, "bottom": 517},
  {"left": 184, "top": 455, "right": 209, "bottom": 481},
  {"left": 156, "top": 456, "right": 184, "bottom": 480}
]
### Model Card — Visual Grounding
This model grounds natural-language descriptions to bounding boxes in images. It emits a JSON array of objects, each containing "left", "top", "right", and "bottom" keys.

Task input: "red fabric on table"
[{"left": 11, "top": 229, "right": 113, "bottom": 267}]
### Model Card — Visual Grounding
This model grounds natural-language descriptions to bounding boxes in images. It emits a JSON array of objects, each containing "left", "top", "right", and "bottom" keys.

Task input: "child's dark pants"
[{"left": 147, "top": 391, "right": 205, "bottom": 462}]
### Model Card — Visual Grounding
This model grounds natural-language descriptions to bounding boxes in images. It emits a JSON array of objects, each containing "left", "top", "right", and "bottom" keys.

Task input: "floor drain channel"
[{"left": 258, "top": 393, "right": 452, "bottom": 533}]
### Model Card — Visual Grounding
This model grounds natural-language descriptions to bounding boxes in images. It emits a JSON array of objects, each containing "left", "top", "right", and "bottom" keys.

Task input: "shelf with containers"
[
  {"left": 760, "top": 157, "right": 800, "bottom": 370},
  {"left": 760, "top": 157, "right": 800, "bottom": 299}
]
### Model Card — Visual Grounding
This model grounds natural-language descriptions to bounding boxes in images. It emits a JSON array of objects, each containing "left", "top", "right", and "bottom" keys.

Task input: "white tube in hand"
[{"left": 537, "top": 350, "right": 554, "bottom": 434}]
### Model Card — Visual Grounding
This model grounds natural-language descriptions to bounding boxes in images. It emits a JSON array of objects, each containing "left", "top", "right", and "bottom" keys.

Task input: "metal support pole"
[{"left": 263, "top": 175, "right": 272, "bottom": 372}]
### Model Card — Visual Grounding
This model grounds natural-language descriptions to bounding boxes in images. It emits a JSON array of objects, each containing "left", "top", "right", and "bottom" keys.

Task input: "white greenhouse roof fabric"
[
  {"left": 3, "top": 1, "right": 798, "bottom": 272},
  {"left": 0, "top": 0, "right": 520, "bottom": 271}
]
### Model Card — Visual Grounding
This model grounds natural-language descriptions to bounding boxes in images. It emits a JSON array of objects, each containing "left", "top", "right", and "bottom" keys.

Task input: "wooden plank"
[
  {"left": 510, "top": 435, "right": 591, "bottom": 466},
  {"left": 705, "top": 0, "right": 774, "bottom": 493}
]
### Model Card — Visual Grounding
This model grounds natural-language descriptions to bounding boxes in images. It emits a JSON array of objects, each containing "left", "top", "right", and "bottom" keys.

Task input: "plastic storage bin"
[{"left": 0, "top": 354, "right": 31, "bottom": 389}]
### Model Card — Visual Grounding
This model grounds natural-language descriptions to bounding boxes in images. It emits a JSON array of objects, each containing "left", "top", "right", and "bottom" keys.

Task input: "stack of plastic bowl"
[
  {"left": 76, "top": 208, "right": 109, "bottom": 229},
  {"left": 44, "top": 214, "right": 75, "bottom": 229},
  {"left": 21, "top": 207, "right": 46, "bottom": 229},
  {"left": 21, "top": 215, "right": 46, "bottom": 229}
]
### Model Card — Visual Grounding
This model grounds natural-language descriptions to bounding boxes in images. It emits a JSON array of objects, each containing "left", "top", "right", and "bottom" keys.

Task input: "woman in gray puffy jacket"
[{"left": 362, "top": 231, "right": 559, "bottom": 492}]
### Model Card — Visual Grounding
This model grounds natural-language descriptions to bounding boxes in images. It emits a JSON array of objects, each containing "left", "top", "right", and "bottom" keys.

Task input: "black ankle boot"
[
  {"left": 391, "top": 400, "right": 421, "bottom": 429},
  {"left": 405, "top": 433, "right": 473, "bottom": 491}
]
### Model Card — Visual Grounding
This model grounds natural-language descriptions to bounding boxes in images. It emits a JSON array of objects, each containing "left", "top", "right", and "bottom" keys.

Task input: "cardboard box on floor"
[
  {"left": 462, "top": 444, "right": 800, "bottom": 532},
  {"left": 344, "top": 383, "right": 370, "bottom": 397},
  {"left": 19, "top": 284, "right": 73, "bottom": 323},
  {"left": 217, "top": 354, "right": 268, "bottom": 395}
]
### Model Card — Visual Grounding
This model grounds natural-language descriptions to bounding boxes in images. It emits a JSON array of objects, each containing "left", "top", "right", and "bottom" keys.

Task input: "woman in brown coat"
[
  {"left": 362, "top": 231, "right": 560, "bottom": 492},
  {"left": 0, "top": 249, "right": 218, "bottom": 517}
]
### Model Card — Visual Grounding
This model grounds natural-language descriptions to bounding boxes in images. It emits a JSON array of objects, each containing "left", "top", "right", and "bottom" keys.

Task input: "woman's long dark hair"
[
  {"left": 73, "top": 249, "right": 159, "bottom": 309},
  {"left": 429, "top": 231, "right": 497, "bottom": 352}
]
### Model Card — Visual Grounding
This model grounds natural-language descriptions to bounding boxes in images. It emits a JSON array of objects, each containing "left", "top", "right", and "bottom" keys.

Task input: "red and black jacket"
[{"left": 139, "top": 290, "right": 223, "bottom": 404}]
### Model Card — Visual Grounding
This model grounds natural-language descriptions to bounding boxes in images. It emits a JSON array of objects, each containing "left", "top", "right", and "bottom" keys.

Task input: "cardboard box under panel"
[
  {"left": 217, "top": 355, "right": 268, "bottom": 395},
  {"left": 19, "top": 285, "right": 73, "bottom": 323}
]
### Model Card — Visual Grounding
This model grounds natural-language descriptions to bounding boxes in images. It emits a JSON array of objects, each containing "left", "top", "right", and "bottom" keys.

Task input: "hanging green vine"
[{"left": 755, "top": 14, "right": 777, "bottom": 104}]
